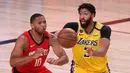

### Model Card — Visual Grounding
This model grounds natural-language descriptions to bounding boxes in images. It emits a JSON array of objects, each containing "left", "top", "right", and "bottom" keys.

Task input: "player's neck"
[
  {"left": 31, "top": 30, "right": 43, "bottom": 43},
  {"left": 84, "top": 21, "right": 94, "bottom": 34}
]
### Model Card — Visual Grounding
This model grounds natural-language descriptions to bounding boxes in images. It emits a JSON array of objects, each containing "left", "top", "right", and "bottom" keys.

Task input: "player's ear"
[
  {"left": 92, "top": 12, "right": 96, "bottom": 18},
  {"left": 91, "top": 13, "right": 95, "bottom": 18},
  {"left": 30, "top": 24, "right": 34, "bottom": 28}
]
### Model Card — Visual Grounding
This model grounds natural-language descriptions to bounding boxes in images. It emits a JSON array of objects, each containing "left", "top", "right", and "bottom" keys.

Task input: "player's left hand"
[
  {"left": 46, "top": 58, "right": 59, "bottom": 65},
  {"left": 86, "top": 47, "right": 94, "bottom": 56}
]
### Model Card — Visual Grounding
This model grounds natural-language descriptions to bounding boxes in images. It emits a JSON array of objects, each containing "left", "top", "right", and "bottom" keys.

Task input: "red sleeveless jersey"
[{"left": 16, "top": 30, "right": 51, "bottom": 73}]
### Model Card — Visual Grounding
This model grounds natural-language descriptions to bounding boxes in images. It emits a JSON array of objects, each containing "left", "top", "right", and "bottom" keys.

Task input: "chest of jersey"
[
  {"left": 24, "top": 38, "right": 50, "bottom": 56},
  {"left": 77, "top": 28, "right": 100, "bottom": 50},
  {"left": 72, "top": 23, "right": 102, "bottom": 59},
  {"left": 23, "top": 31, "right": 50, "bottom": 57}
]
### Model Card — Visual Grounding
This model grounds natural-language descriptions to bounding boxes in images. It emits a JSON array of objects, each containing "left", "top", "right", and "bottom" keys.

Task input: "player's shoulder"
[
  {"left": 48, "top": 32, "right": 57, "bottom": 41},
  {"left": 18, "top": 34, "right": 28, "bottom": 41},
  {"left": 100, "top": 23, "right": 111, "bottom": 39},
  {"left": 64, "top": 22, "right": 79, "bottom": 32},
  {"left": 14, "top": 34, "right": 28, "bottom": 49},
  {"left": 48, "top": 32, "right": 57, "bottom": 46},
  {"left": 21, "top": 30, "right": 30, "bottom": 38},
  {"left": 95, "top": 22, "right": 111, "bottom": 31},
  {"left": 65, "top": 22, "right": 78, "bottom": 27},
  {"left": 17, "top": 31, "right": 29, "bottom": 42},
  {"left": 101, "top": 25, "right": 111, "bottom": 32}
]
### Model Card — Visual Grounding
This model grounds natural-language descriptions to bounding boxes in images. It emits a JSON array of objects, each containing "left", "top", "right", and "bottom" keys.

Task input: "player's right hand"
[
  {"left": 31, "top": 48, "right": 44, "bottom": 59},
  {"left": 86, "top": 47, "right": 93, "bottom": 56}
]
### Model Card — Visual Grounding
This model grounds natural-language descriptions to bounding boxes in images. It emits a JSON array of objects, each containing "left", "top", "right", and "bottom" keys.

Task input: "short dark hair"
[
  {"left": 78, "top": 3, "right": 96, "bottom": 16},
  {"left": 30, "top": 13, "right": 43, "bottom": 24}
]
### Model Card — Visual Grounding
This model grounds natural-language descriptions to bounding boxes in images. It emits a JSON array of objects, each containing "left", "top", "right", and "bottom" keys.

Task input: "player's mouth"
[
  {"left": 81, "top": 20, "right": 86, "bottom": 24},
  {"left": 41, "top": 27, "right": 46, "bottom": 32}
]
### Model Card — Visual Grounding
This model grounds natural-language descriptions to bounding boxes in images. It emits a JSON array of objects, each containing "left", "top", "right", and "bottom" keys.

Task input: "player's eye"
[
  {"left": 79, "top": 12, "right": 82, "bottom": 15},
  {"left": 43, "top": 21, "right": 46, "bottom": 23},
  {"left": 79, "top": 12, "right": 89, "bottom": 16},
  {"left": 84, "top": 12, "right": 89, "bottom": 15},
  {"left": 38, "top": 22, "right": 42, "bottom": 24}
]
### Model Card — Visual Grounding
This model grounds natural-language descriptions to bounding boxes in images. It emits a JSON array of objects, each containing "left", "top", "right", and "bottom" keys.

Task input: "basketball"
[{"left": 57, "top": 28, "right": 77, "bottom": 48}]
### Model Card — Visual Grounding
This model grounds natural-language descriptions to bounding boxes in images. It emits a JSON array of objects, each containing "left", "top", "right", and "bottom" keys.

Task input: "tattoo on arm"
[
  {"left": 49, "top": 34, "right": 57, "bottom": 46},
  {"left": 50, "top": 34, "right": 55, "bottom": 39}
]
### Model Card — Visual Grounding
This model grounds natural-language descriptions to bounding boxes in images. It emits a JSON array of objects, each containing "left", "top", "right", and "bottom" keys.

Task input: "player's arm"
[
  {"left": 47, "top": 33, "right": 69, "bottom": 66},
  {"left": 10, "top": 35, "right": 42, "bottom": 67},
  {"left": 87, "top": 26, "right": 111, "bottom": 57}
]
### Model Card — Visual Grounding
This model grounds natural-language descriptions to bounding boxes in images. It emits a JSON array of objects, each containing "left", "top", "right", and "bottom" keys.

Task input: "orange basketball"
[{"left": 57, "top": 28, "right": 77, "bottom": 48}]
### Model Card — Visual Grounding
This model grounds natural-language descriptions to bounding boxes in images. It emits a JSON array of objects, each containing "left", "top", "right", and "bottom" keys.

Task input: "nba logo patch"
[{"left": 80, "top": 30, "right": 83, "bottom": 33}]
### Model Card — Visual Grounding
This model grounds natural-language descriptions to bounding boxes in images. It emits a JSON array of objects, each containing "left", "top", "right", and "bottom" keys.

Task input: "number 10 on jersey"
[{"left": 35, "top": 58, "right": 42, "bottom": 67}]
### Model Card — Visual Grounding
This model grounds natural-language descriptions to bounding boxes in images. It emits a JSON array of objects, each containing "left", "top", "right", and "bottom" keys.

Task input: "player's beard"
[{"left": 80, "top": 17, "right": 91, "bottom": 29}]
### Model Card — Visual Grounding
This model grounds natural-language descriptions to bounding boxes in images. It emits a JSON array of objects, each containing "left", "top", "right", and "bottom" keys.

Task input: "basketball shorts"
[{"left": 70, "top": 60, "right": 110, "bottom": 73}]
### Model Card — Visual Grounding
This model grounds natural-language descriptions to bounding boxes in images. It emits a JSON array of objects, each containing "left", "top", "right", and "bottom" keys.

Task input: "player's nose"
[
  {"left": 41, "top": 23, "right": 45, "bottom": 27},
  {"left": 80, "top": 14, "right": 85, "bottom": 19}
]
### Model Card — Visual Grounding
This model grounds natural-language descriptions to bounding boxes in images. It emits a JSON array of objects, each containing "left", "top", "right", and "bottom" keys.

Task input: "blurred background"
[{"left": 0, "top": 0, "right": 130, "bottom": 73}]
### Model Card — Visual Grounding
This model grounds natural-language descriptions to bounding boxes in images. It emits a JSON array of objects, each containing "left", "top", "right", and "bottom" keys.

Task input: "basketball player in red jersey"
[{"left": 10, "top": 13, "right": 69, "bottom": 73}]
